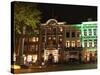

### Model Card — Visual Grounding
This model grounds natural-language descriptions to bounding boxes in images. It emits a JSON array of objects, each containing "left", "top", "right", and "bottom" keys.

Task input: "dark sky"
[{"left": 37, "top": 3, "right": 97, "bottom": 24}]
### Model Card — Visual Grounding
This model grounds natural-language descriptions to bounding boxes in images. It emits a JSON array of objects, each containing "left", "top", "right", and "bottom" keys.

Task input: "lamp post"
[{"left": 18, "top": 26, "right": 26, "bottom": 66}]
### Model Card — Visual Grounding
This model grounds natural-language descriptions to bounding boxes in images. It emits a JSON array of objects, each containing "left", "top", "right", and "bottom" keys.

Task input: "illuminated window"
[
  {"left": 32, "top": 37, "right": 38, "bottom": 42},
  {"left": 84, "top": 40, "right": 87, "bottom": 47},
  {"left": 23, "top": 55, "right": 26, "bottom": 64},
  {"left": 32, "top": 37, "right": 36, "bottom": 42},
  {"left": 66, "top": 41, "right": 70, "bottom": 47},
  {"left": 54, "top": 56, "right": 59, "bottom": 63},
  {"left": 48, "top": 37, "right": 51, "bottom": 40},
  {"left": 53, "top": 37, "right": 56, "bottom": 40},
  {"left": 94, "top": 40, "right": 97, "bottom": 47},
  {"left": 89, "top": 40, "right": 92, "bottom": 47},
  {"left": 60, "top": 38, "right": 62, "bottom": 42},
  {"left": 84, "top": 29, "right": 87, "bottom": 36},
  {"left": 72, "top": 32, "right": 75, "bottom": 37},
  {"left": 66, "top": 32, "right": 70, "bottom": 37},
  {"left": 77, "top": 40, "right": 81, "bottom": 47},
  {"left": 89, "top": 29, "right": 92, "bottom": 36},
  {"left": 36, "top": 37, "right": 39, "bottom": 42},
  {"left": 60, "top": 27, "right": 63, "bottom": 32},
  {"left": 27, "top": 55, "right": 32, "bottom": 62},
  {"left": 32, "top": 55, "right": 37, "bottom": 63},
  {"left": 71, "top": 41, "right": 75, "bottom": 47},
  {"left": 59, "top": 36, "right": 63, "bottom": 42}
]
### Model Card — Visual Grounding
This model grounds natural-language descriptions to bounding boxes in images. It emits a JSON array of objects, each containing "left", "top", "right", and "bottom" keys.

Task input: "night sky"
[{"left": 37, "top": 3, "right": 97, "bottom": 24}]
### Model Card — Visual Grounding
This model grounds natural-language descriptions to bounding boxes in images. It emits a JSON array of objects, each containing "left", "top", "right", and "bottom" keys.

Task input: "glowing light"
[
  {"left": 11, "top": 65, "right": 21, "bottom": 69},
  {"left": 77, "top": 40, "right": 81, "bottom": 47},
  {"left": 13, "top": 53, "right": 16, "bottom": 62},
  {"left": 60, "top": 27, "right": 63, "bottom": 32},
  {"left": 87, "top": 52, "right": 90, "bottom": 57},
  {"left": 87, "top": 57, "right": 90, "bottom": 61},
  {"left": 27, "top": 55, "right": 32, "bottom": 62},
  {"left": 32, "top": 37, "right": 36, "bottom": 42},
  {"left": 53, "top": 37, "right": 56, "bottom": 40},
  {"left": 23, "top": 54, "right": 26, "bottom": 64},
  {"left": 92, "top": 52, "right": 95, "bottom": 57},
  {"left": 60, "top": 38, "right": 62, "bottom": 41},
  {"left": 71, "top": 41, "right": 75, "bottom": 47},
  {"left": 42, "top": 62, "right": 45, "bottom": 66},
  {"left": 66, "top": 41, "right": 70, "bottom": 47},
  {"left": 32, "top": 55, "right": 37, "bottom": 63},
  {"left": 54, "top": 56, "right": 59, "bottom": 63},
  {"left": 48, "top": 37, "right": 51, "bottom": 40},
  {"left": 44, "top": 49, "right": 59, "bottom": 62},
  {"left": 26, "top": 55, "right": 37, "bottom": 63},
  {"left": 36, "top": 37, "right": 39, "bottom": 42},
  {"left": 44, "top": 50, "right": 48, "bottom": 61}
]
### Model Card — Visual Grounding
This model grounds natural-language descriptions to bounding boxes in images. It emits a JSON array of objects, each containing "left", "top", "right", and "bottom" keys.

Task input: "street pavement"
[{"left": 13, "top": 63, "right": 97, "bottom": 74}]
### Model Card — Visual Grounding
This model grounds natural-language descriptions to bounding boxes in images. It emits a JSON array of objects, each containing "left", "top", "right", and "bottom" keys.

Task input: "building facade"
[
  {"left": 40, "top": 19, "right": 66, "bottom": 63},
  {"left": 80, "top": 21, "right": 97, "bottom": 63},
  {"left": 14, "top": 19, "right": 97, "bottom": 65},
  {"left": 64, "top": 24, "right": 82, "bottom": 63}
]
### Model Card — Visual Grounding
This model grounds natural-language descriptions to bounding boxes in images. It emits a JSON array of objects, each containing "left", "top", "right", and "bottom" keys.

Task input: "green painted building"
[
  {"left": 72, "top": 21, "right": 97, "bottom": 62},
  {"left": 80, "top": 21, "right": 97, "bottom": 62}
]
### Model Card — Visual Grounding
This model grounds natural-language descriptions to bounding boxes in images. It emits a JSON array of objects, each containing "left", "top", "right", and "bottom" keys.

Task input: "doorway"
[{"left": 48, "top": 54, "right": 54, "bottom": 64}]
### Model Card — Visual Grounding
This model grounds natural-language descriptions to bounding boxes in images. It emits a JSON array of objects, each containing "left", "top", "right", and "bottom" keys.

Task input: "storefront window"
[{"left": 27, "top": 55, "right": 32, "bottom": 62}]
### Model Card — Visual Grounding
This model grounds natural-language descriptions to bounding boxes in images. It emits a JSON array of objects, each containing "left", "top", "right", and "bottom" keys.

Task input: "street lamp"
[{"left": 18, "top": 26, "right": 26, "bottom": 66}]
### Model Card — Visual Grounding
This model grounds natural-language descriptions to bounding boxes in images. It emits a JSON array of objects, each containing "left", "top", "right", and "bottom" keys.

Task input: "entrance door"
[{"left": 48, "top": 54, "right": 54, "bottom": 64}]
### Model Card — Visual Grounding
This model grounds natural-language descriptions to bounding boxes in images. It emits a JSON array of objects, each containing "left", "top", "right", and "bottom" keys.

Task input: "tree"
[
  {"left": 12, "top": 2, "right": 41, "bottom": 65},
  {"left": 14, "top": 2, "right": 41, "bottom": 35}
]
